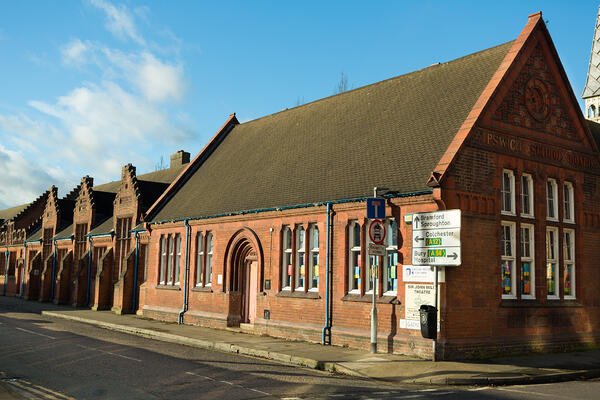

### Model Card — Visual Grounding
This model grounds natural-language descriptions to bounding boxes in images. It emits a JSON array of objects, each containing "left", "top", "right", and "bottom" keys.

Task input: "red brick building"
[
  {"left": 136, "top": 13, "right": 600, "bottom": 359},
  {"left": 0, "top": 151, "right": 189, "bottom": 312},
  {"left": 2, "top": 13, "right": 600, "bottom": 360}
]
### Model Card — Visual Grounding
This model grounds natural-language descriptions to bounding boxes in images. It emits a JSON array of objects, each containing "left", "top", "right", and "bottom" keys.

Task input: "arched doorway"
[{"left": 225, "top": 229, "right": 263, "bottom": 326}]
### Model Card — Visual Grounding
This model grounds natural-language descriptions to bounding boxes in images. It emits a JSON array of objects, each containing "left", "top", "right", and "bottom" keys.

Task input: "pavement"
[{"left": 1, "top": 296, "right": 600, "bottom": 399}]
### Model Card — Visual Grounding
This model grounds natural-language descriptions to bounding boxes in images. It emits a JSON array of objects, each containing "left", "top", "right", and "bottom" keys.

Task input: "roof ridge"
[{"left": 238, "top": 40, "right": 515, "bottom": 126}]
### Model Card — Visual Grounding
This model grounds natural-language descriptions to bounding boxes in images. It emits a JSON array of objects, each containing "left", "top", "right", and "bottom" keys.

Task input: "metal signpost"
[
  {"left": 366, "top": 188, "right": 387, "bottom": 354},
  {"left": 411, "top": 209, "right": 461, "bottom": 361}
]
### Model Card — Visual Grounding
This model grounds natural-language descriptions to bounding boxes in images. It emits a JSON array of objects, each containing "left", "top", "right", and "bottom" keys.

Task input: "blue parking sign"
[{"left": 366, "top": 198, "right": 385, "bottom": 219}]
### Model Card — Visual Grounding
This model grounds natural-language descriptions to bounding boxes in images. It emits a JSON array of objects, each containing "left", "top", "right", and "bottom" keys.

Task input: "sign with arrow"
[{"left": 412, "top": 210, "right": 461, "bottom": 266}]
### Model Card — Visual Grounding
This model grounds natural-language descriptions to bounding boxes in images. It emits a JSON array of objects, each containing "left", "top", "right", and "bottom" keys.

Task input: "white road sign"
[
  {"left": 368, "top": 243, "right": 386, "bottom": 256},
  {"left": 411, "top": 210, "right": 461, "bottom": 266}
]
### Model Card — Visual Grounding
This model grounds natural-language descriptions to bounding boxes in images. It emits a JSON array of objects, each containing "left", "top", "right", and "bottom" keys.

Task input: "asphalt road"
[{"left": 0, "top": 305, "right": 599, "bottom": 400}]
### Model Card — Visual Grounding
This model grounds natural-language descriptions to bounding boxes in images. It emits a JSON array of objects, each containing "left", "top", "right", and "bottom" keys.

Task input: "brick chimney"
[{"left": 170, "top": 150, "right": 190, "bottom": 169}]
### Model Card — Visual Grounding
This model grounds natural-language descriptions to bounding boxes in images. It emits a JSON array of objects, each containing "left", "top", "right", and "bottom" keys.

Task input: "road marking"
[
  {"left": 76, "top": 344, "right": 141, "bottom": 362},
  {"left": 395, "top": 396, "right": 424, "bottom": 399},
  {"left": 497, "top": 387, "right": 568, "bottom": 398},
  {"left": 185, "top": 371, "right": 215, "bottom": 381},
  {"left": 15, "top": 327, "right": 56, "bottom": 339},
  {"left": 429, "top": 392, "right": 454, "bottom": 396},
  {"left": 249, "top": 388, "right": 271, "bottom": 396},
  {"left": 468, "top": 387, "right": 491, "bottom": 391},
  {"left": 4, "top": 379, "right": 76, "bottom": 400},
  {"left": 186, "top": 371, "right": 273, "bottom": 397}
]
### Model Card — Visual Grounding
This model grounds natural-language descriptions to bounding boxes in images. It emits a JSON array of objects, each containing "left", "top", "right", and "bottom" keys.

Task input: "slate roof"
[
  {"left": 26, "top": 227, "right": 42, "bottom": 242},
  {"left": 0, "top": 203, "right": 29, "bottom": 222},
  {"left": 55, "top": 223, "right": 73, "bottom": 240},
  {"left": 152, "top": 41, "right": 513, "bottom": 222},
  {"left": 88, "top": 216, "right": 114, "bottom": 236},
  {"left": 583, "top": 6, "right": 600, "bottom": 99},
  {"left": 94, "top": 167, "right": 184, "bottom": 193},
  {"left": 85, "top": 164, "right": 185, "bottom": 235}
]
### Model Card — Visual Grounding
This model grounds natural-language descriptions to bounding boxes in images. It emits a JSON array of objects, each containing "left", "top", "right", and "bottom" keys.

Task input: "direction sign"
[
  {"left": 367, "top": 198, "right": 386, "bottom": 219},
  {"left": 368, "top": 219, "right": 386, "bottom": 245},
  {"left": 411, "top": 210, "right": 461, "bottom": 266}
]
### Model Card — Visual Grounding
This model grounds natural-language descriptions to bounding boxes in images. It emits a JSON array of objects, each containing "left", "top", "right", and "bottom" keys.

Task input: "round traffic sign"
[{"left": 368, "top": 219, "right": 386, "bottom": 245}]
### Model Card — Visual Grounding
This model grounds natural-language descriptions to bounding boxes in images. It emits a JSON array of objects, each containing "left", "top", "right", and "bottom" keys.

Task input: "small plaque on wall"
[
  {"left": 217, "top": 274, "right": 223, "bottom": 284},
  {"left": 263, "top": 309, "right": 270, "bottom": 320},
  {"left": 264, "top": 279, "right": 271, "bottom": 290}
]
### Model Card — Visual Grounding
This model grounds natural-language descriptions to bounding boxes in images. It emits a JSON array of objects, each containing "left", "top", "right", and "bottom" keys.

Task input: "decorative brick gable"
[
  {"left": 42, "top": 186, "right": 60, "bottom": 234},
  {"left": 492, "top": 43, "right": 577, "bottom": 140},
  {"left": 114, "top": 164, "right": 141, "bottom": 221}
]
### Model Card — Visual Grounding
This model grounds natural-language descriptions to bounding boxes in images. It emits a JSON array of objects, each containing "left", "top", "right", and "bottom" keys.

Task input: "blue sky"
[{"left": 0, "top": 1, "right": 597, "bottom": 208}]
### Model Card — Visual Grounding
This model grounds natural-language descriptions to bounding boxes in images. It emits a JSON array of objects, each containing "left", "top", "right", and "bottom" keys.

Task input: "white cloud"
[
  {"left": 27, "top": 80, "right": 191, "bottom": 180},
  {"left": 0, "top": 144, "right": 72, "bottom": 209},
  {"left": 136, "top": 52, "right": 185, "bottom": 102},
  {"left": 61, "top": 39, "right": 90, "bottom": 66},
  {"left": 89, "top": 0, "right": 145, "bottom": 45},
  {"left": 0, "top": 1, "right": 194, "bottom": 208},
  {"left": 103, "top": 49, "right": 185, "bottom": 102}
]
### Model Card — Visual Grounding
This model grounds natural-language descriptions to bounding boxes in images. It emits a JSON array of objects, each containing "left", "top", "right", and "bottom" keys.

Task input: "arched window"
[
  {"left": 295, "top": 226, "right": 306, "bottom": 289},
  {"left": 348, "top": 221, "right": 361, "bottom": 293},
  {"left": 587, "top": 104, "right": 596, "bottom": 118},
  {"left": 281, "top": 226, "right": 292, "bottom": 289}
]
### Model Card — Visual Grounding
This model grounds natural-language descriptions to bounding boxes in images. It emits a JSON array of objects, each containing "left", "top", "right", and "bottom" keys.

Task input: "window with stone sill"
[
  {"left": 75, "top": 223, "right": 88, "bottom": 261},
  {"left": 501, "top": 221, "right": 516, "bottom": 299},
  {"left": 520, "top": 173, "right": 534, "bottom": 218},
  {"left": 563, "top": 229, "right": 576, "bottom": 300},
  {"left": 281, "top": 226, "right": 293, "bottom": 290},
  {"left": 308, "top": 224, "right": 319, "bottom": 291},
  {"left": 501, "top": 169, "right": 515, "bottom": 215},
  {"left": 546, "top": 178, "right": 558, "bottom": 221},
  {"left": 280, "top": 223, "right": 319, "bottom": 293},
  {"left": 194, "top": 231, "right": 213, "bottom": 288},
  {"left": 546, "top": 227, "right": 559, "bottom": 300},
  {"left": 348, "top": 220, "right": 362, "bottom": 294},
  {"left": 115, "top": 217, "right": 132, "bottom": 276},
  {"left": 158, "top": 233, "right": 181, "bottom": 286},
  {"left": 384, "top": 218, "right": 398, "bottom": 295},
  {"left": 295, "top": 226, "right": 306, "bottom": 290},
  {"left": 520, "top": 224, "right": 535, "bottom": 299},
  {"left": 563, "top": 182, "right": 575, "bottom": 223}
]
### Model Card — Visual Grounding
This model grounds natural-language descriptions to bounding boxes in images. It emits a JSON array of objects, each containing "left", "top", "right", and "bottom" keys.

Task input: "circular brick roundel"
[{"left": 524, "top": 77, "right": 550, "bottom": 122}]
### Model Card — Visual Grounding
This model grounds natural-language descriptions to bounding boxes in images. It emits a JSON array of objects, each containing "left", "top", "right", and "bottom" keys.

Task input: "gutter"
[
  {"left": 178, "top": 219, "right": 191, "bottom": 324},
  {"left": 86, "top": 236, "right": 93, "bottom": 306},
  {"left": 131, "top": 231, "right": 140, "bottom": 313},
  {"left": 21, "top": 241, "right": 27, "bottom": 297},
  {"left": 3, "top": 248, "right": 8, "bottom": 296},
  {"left": 151, "top": 190, "right": 432, "bottom": 226},
  {"left": 322, "top": 202, "right": 333, "bottom": 345},
  {"left": 50, "top": 239, "right": 57, "bottom": 300}
]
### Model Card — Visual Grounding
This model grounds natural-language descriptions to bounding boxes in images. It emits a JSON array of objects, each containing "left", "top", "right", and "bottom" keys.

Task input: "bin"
[{"left": 419, "top": 304, "right": 437, "bottom": 339}]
